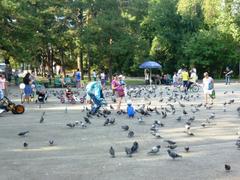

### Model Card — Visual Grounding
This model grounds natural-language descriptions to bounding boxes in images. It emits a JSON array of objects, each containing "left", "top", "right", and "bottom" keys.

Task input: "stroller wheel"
[{"left": 12, "top": 105, "right": 25, "bottom": 114}]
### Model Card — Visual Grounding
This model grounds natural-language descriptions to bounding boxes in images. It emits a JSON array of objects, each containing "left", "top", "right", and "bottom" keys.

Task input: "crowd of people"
[{"left": 0, "top": 65, "right": 234, "bottom": 114}]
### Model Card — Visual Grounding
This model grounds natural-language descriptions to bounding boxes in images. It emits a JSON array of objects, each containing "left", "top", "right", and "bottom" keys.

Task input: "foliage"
[{"left": 0, "top": 0, "right": 240, "bottom": 78}]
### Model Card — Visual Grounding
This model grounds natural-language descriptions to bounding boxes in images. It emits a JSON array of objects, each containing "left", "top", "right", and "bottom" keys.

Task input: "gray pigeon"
[
  {"left": 148, "top": 145, "right": 161, "bottom": 155},
  {"left": 121, "top": 125, "right": 129, "bottom": 131},
  {"left": 18, "top": 131, "right": 29, "bottom": 137},
  {"left": 23, "top": 142, "right": 28, "bottom": 148},
  {"left": 164, "top": 140, "right": 176, "bottom": 145},
  {"left": 40, "top": 116, "right": 44, "bottom": 123},
  {"left": 167, "top": 149, "right": 182, "bottom": 159},
  {"left": 166, "top": 144, "right": 177, "bottom": 150},
  {"left": 66, "top": 123, "right": 75, "bottom": 128},
  {"left": 128, "top": 131, "right": 134, "bottom": 138},
  {"left": 125, "top": 147, "right": 132, "bottom": 157},
  {"left": 49, "top": 140, "right": 54, "bottom": 146},
  {"left": 109, "top": 146, "right": 115, "bottom": 158}
]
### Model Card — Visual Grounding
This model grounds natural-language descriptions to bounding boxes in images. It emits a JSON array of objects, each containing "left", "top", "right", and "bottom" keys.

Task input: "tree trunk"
[
  {"left": 61, "top": 49, "right": 66, "bottom": 76},
  {"left": 80, "top": 48, "right": 84, "bottom": 80},
  {"left": 87, "top": 50, "right": 91, "bottom": 81},
  {"left": 109, "top": 56, "right": 113, "bottom": 83}
]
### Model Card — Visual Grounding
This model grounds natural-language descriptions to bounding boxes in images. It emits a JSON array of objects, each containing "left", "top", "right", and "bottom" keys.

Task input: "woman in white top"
[{"left": 202, "top": 72, "right": 214, "bottom": 105}]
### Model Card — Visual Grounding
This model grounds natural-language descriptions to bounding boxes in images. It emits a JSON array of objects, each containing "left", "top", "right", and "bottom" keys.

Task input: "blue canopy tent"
[{"left": 139, "top": 61, "right": 162, "bottom": 85}]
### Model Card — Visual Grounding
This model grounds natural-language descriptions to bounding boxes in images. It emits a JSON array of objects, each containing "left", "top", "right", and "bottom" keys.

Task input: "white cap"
[{"left": 127, "top": 100, "right": 132, "bottom": 105}]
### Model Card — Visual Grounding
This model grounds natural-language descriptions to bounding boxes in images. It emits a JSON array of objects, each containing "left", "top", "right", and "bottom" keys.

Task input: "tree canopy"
[{"left": 1, "top": 0, "right": 240, "bottom": 79}]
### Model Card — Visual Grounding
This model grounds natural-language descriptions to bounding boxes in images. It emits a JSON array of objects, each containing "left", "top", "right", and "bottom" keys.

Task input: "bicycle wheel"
[{"left": 191, "top": 84, "right": 199, "bottom": 92}]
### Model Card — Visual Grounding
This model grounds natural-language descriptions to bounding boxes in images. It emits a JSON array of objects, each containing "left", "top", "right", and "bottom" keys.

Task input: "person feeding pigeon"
[
  {"left": 86, "top": 80, "right": 105, "bottom": 114},
  {"left": 127, "top": 100, "right": 135, "bottom": 118}
]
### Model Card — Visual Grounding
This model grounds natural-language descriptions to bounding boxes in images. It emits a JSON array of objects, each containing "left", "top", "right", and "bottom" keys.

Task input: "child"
[
  {"left": 127, "top": 100, "right": 135, "bottom": 118},
  {"left": 65, "top": 86, "right": 73, "bottom": 99}
]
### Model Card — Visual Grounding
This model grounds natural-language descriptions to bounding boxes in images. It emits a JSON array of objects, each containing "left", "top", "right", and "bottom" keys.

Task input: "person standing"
[
  {"left": 23, "top": 73, "right": 32, "bottom": 103},
  {"left": 144, "top": 69, "right": 149, "bottom": 85},
  {"left": 92, "top": 70, "right": 97, "bottom": 81},
  {"left": 172, "top": 72, "right": 178, "bottom": 87},
  {"left": 202, "top": 72, "right": 214, "bottom": 106},
  {"left": 224, "top": 67, "right": 233, "bottom": 85},
  {"left": 0, "top": 74, "right": 6, "bottom": 98},
  {"left": 100, "top": 72, "right": 106, "bottom": 88},
  {"left": 75, "top": 69, "right": 81, "bottom": 89},
  {"left": 111, "top": 75, "right": 124, "bottom": 112},
  {"left": 187, "top": 69, "right": 198, "bottom": 90},
  {"left": 181, "top": 68, "right": 189, "bottom": 94},
  {"left": 14, "top": 70, "right": 19, "bottom": 86}
]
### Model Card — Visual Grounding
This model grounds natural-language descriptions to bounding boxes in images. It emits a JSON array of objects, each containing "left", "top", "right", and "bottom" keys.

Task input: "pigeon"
[
  {"left": 138, "top": 117, "right": 144, "bottom": 123},
  {"left": 103, "top": 118, "right": 110, "bottom": 126},
  {"left": 128, "top": 131, "right": 134, "bottom": 138},
  {"left": 40, "top": 116, "right": 44, "bottom": 123},
  {"left": 109, "top": 146, "right": 115, "bottom": 158},
  {"left": 176, "top": 116, "right": 182, "bottom": 122},
  {"left": 209, "top": 113, "right": 215, "bottom": 120},
  {"left": 183, "top": 109, "right": 188, "bottom": 115},
  {"left": 164, "top": 140, "right": 176, "bottom": 145},
  {"left": 148, "top": 145, "right": 161, "bottom": 155},
  {"left": 109, "top": 117, "right": 115, "bottom": 125},
  {"left": 23, "top": 142, "right": 28, "bottom": 148},
  {"left": 167, "top": 149, "right": 182, "bottom": 159},
  {"left": 121, "top": 125, "right": 129, "bottom": 131},
  {"left": 184, "top": 146, "right": 190, "bottom": 152},
  {"left": 80, "top": 121, "right": 87, "bottom": 129},
  {"left": 84, "top": 117, "right": 91, "bottom": 124},
  {"left": 66, "top": 123, "right": 75, "bottom": 128},
  {"left": 179, "top": 102, "right": 185, "bottom": 108},
  {"left": 125, "top": 147, "right": 132, "bottom": 157},
  {"left": 225, "top": 164, "right": 231, "bottom": 172},
  {"left": 18, "top": 131, "right": 29, "bottom": 137},
  {"left": 201, "top": 123, "right": 206, "bottom": 128},
  {"left": 166, "top": 144, "right": 177, "bottom": 150},
  {"left": 110, "top": 105, "right": 114, "bottom": 110},
  {"left": 235, "top": 138, "right": 240, "bottom": 148},
  {"left": 49, "top": 140, "right": 54, "bottom": 146},
  {"left": 185, "top": 124, "right": 191, "bottom": 130},
  {"left": 188, "top": 116, "right": 195, "bottom": 121},
  {"left": 187, "top": 131, "right": 195, "bottom": 136},
  {"left": 152, "top": 132, "right": 162, "bottom": 139},
  {"left": 131, "top": 141, "right": 139, "bottom": 153}
]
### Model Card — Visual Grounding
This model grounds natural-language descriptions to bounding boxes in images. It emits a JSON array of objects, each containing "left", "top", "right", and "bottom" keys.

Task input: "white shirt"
[
  {"left": 203, "top": 77, "right": 213, "bottom": 91},
  {"left": 190, "top": 72, "right": 198, "bottom": 83},
  {"left": 100, "top": 73, "right": 105, "bottom": 80},
  {"left": 173, "top": 74, "right": 178, "bottom": 83}
]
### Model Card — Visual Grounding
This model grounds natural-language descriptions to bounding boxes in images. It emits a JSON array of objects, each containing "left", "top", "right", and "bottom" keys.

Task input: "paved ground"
[{"left": 0, "top": 83, "right": 240, "bottom": 180}]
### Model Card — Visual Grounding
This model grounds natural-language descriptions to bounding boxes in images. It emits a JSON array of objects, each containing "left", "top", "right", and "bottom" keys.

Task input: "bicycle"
[{"left": 174, "top": 82, "right": 200, "bottom": 93}]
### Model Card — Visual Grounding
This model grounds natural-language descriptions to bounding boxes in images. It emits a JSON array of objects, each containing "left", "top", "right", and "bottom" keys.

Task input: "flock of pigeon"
[{"left": 16, "top": 85, "right": 240, "bottom": 173}]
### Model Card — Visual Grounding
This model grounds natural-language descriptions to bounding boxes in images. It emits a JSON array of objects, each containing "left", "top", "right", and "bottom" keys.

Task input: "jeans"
[
  {"left": 0, "top": 89, "right": 3, "bottom": 100},
  {"left": 225, "top": 76, "right": 230, "bottom": 85},
  {"left": 88, "top": 93, "right": 102, "bottom": 114}
]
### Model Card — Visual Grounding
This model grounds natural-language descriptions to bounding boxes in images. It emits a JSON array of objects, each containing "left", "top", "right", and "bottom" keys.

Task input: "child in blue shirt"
[{"left": 127, "top": 100, "right": 135, "bottom": 118}]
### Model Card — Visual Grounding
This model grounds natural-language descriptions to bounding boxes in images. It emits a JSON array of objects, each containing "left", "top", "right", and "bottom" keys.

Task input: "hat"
[{"left": 127, "top": 100, "right": 132, "bottom": 105}]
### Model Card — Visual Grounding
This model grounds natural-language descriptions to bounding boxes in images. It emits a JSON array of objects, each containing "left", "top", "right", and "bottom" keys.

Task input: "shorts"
[
  {"left": 183, "top": 81, "right": 188, "bottom": 87},
  {"left": 203, "top": 89, "right": 212, "bottom": 95}
]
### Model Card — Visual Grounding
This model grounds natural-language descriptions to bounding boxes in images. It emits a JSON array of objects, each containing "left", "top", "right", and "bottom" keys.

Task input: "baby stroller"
[
  {"left": 60, "top": 87, "right": 78, "bottom": 104},
  {"left": 35, "top": 84, "right": 48, "bottom": 103}
]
